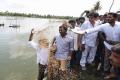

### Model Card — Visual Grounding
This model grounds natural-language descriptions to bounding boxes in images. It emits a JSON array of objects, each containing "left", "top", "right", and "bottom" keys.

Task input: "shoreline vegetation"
[{"left": 0, "top": 11, "right": 76, "bottom": 19}]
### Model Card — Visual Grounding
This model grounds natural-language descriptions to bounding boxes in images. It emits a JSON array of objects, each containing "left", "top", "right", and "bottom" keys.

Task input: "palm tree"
[
  {"left": 109, "top": 0, "right": 115, "bottom": 12},
  {"left": 90, "top": 1, "right": 102, "bottom": 12},
  {"left": 80, "top": 1, "right": 102, "bottom": 17}
]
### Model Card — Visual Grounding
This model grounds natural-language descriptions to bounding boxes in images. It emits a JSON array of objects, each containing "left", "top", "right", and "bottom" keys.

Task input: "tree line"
[{"left": 0, "top": 11, "right": 75, "bottom": 19}]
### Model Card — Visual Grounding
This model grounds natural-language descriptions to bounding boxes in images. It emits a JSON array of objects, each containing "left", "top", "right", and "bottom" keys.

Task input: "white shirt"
[
  {"left": 81, "top": 21, "right": 98, "bottom": 47},
  {"left": 67, "top": 27, "right": 78, "bottom": 50},
  {"left": 28, "top": 41, "right": 49, "bottom": 65},
  {"left": 86, "top": 22, "right": 120, "bottom": 41}
]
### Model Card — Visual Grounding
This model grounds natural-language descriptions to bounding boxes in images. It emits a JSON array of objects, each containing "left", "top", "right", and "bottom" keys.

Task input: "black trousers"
[{"left": 38, "top": 63, "right": 46, "bottom": 80}]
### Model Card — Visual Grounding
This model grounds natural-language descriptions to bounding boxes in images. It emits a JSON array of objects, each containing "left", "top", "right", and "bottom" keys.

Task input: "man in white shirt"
[
  {"left": 28, "top": 29, "right": 49, "bottom": 80},
  {"left": 68, "top": 20, "right": 83, "bottom": 68},
  {"left": 80, "top": 12, "right": 99, "bottom": 70},
  {"left": 67, "top": 20, "right": 78, "bottom": 69},
  {"left": 76, "top": 17, "right": 85, "bottom": 27},
  {"left": 72, "top": 13, "right": 120, "bottom": 44}
]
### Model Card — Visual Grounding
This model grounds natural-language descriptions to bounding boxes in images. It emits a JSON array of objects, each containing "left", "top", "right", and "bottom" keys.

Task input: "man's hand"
[
  {"left": 31, "top": 28, "right": 37, "bottom": 34},
  {"left": 81, "top": 44, "right": 85, "bottom": 51},
  {"left": 67, "top": 56, "right": 71, "bottom": 60},
  {"left": 78, "top": 44, "right": 83, "bottom": 51},
  {"left": 106, "top": 40, "right": 116, "bottom": 45},
  {"left": 71, "top": 28, "right": 86, "bottom": 34},
  {"left": 29, "top": 28, "right": 34, "bottom": 41}
]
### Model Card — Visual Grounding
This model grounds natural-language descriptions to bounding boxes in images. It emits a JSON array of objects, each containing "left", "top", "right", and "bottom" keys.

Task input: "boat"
[
  {"left": 9, "top": 17, "right": 20, "bottom": 28},
  {"left": 0, "top": 23, "right": 4, "bottom": 26},
  {"left": 9, "top": 24, "right": 20, "bottom": 28}
]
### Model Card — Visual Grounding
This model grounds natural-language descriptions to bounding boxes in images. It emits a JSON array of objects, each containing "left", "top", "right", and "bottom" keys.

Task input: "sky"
[{"left": 0, "top": 0, "right": 120, "bottom": 17}]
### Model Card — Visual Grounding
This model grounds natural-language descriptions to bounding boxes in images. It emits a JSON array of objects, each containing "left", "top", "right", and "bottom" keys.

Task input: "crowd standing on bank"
[{"left": 29, "top": 11, "right": 120, "bottom": 80}]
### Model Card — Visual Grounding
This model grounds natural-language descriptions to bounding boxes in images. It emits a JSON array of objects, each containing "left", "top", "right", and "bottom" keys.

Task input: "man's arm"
[
  {"left": 77, "top": 34, "right": 84, "bottom": 50},
  {"left": 28, "top": 29, "right": 39, "bottom": 49},
  {"left": 71, "top": 24, "right": 103, "bottom": 35},
  {"left": 68, "top": 38, "right": 74, "bottom": 60},
  {"left": 85, "top": 25, "right": 101, "bottom": 34},
  {"left": 106, "top": 40, "right": 120, "bottom": 45},
  {"left": 28, "top": 28, "right": 34, "bottom": 41}
]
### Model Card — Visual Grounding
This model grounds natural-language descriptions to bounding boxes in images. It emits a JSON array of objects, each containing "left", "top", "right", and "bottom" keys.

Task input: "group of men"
[
  {"left": 71, "top": 12, "right": 120, "bottom": 80},
  {"left": 28, "top": 11, "right": 120, "bottom": 80}
]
